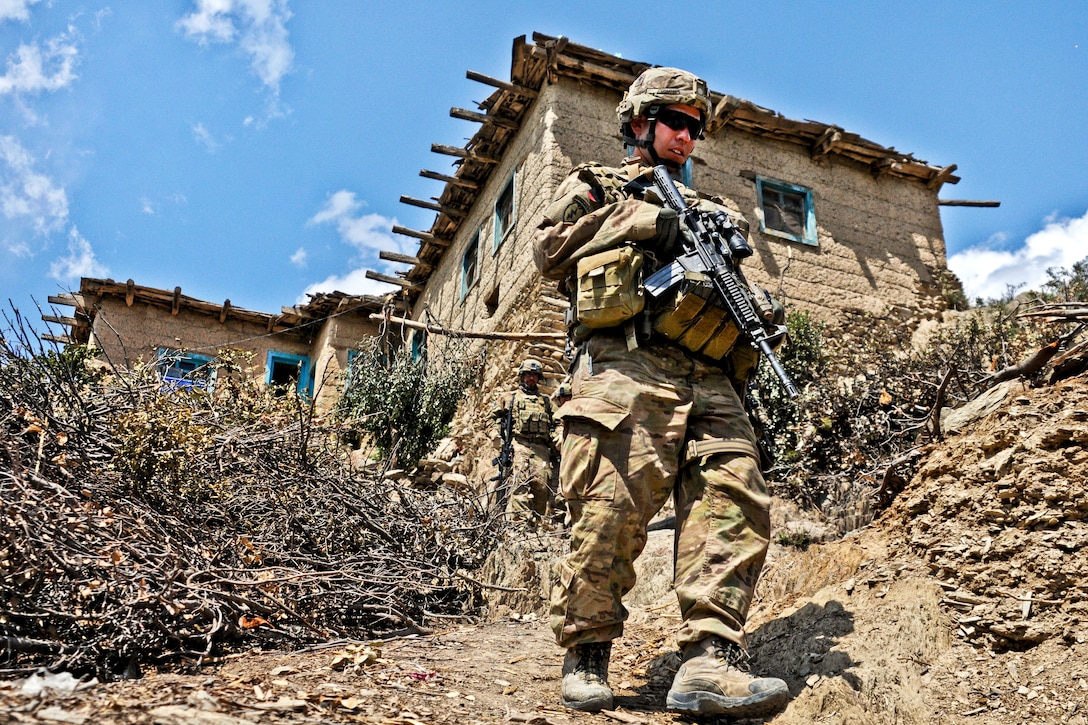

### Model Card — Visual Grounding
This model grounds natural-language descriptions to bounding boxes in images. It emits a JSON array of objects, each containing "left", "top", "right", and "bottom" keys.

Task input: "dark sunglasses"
[{"left": 654, "top": 108, "right": 704, "bottom": 138}]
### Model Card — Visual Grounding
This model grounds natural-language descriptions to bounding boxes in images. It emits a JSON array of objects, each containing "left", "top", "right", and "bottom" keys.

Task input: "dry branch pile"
[{"left": 1, "top": 322, "right": 499, "bottom": 680}]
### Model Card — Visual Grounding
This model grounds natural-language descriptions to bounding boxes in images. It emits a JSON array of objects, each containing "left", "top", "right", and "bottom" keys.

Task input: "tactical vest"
[
  {"left": 513, "top": 391, "right": 552, "bottom": 440},
  {"left": 567, "top": 162, "right": 743, "bottom": 361}
]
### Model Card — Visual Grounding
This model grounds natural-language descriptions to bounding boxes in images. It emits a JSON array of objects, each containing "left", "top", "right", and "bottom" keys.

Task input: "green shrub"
[{"left": 338, "top": 336, "right": 481, "bottom": 467}]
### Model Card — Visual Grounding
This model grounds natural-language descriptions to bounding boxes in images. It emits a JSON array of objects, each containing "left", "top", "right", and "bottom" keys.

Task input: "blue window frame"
[
  {"left": 755, "top": 177, "right": 818, "bottom": 246},
  {"left": 410, "top": 329, "right": 425, "bottom": 362},
  {"left": 460, "top": 231, "right": 480, "bottom": 301},
  {"left": 157, "top": 348, "right": 215, "bottom": 390},
  {"left": 266, "top": 351, "right": 312, "bottom": 396},
  {"left": 493, "top": 172, "right": 516, "bottom": 253},
  {"left": 344, "top": 348, "right": 360, "bottom": 390}
]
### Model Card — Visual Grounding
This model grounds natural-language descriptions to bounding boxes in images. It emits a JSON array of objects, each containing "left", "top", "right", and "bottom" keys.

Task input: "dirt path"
[{"left": 4, "top": 377, "right": 1088, "bottom": 724}]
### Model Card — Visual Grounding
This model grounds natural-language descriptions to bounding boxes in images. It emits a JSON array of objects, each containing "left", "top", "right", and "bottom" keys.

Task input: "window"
[
  {"left": 266, "top": 351, "right": 312, "bottom": 397},
  {"left": 157, "top": 349, "right": 215, "bottom": 390},
  {"left": 755, "top": 177, "right": 817, "bottom": 246},
  {"left": 410, "top": 330, "right": 425, "bottom": 362},
  {"left": 493, "top": 173, "right": 516, "bottom": 252},
  {"left": 345, "top": 348, "right": 360, "bottom": 390},
  {"left": 484, "top": 283, "right": 500, "bottom": 317},
  {"left": 460, "top": 231, "right": 480, "bottom": 301}
]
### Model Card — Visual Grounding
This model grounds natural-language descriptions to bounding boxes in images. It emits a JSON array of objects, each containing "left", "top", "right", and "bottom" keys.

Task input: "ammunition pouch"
[
  {"left": 515, "top": 410, "right": 551, "bottom": 438},
  {"left": 651, "top": 274, "right": 741, "bottom": 361},
  {"left": 573, "top": 245, "right": 645, "bottom": 329},
  {"left": 513, "top": 393, "right": 554, "bottom": 440}
]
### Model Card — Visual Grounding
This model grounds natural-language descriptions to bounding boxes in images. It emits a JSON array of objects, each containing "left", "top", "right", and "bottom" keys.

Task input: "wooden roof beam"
[
  {"left": 219, "top": 299, "right": 231, "bottom": 324},
  {"left": 431, "top": 143, "right": 500, "bottom": 165},
  {"left": 871, "top": 157, "right": 902, "bottom": 179},
  {"left": 938, "top": 199, "right": 1001, "bottom": 207},
  {"left": 548, "top": 54, "right": 639, "bottom": 88},
  {"left": 379, "top": 250, "right": 420, "bottom": 265},
  {"left": 927, "top": 163, "right": 960, "bottom": 190},
  {"left": 392, "top": 224, "right": 434, "bottom": 242},
  {"left": 706, "top": 95, "right": 741, "bottom": 135},
  {"left": 450, "top": 107, "right": 519, "bottom": 130},
  {"left": 420, "top": 169, "right": 480, "bottom": 189},
  {"left": 399, "top": 195, "right": 466, "bottom": 220},
  {"left": 811, "top": 127, "right": 843, "bottom": 160},
  {"left": 366, "top": 270, "right": 420, "bottom": 290},
  {"left": 465, "top": 70, "right": 538, "bottom": 99},
  {"left": 47, "top": 293, "right": 79, "bottom": 307},
  {"left": 41, "top": 314, "right": 79, "bottom": 327}
]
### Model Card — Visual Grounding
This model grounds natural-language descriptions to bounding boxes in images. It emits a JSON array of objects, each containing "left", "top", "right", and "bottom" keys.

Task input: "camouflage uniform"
[
  {"left": 535, "top": 157, "right": 772, "bottom": 651},
  {"left": 505, "top": 387, "right": 559, "bottom": 518}
]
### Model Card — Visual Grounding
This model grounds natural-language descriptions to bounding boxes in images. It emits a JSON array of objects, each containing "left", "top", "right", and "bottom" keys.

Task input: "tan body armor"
[
  {"left": 540, "top": 160, "right": 746, "bottom": 360},
  {"left": 513, "top": 390, "right": 554, "bottom": 440}
]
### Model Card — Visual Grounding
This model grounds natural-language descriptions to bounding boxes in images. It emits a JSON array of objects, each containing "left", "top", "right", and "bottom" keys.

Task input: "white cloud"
[
  {"left": 0, "top": 31, "right": 80, "bottom": 96},
  {"left": 0, "top": 134, "right": 69, "bottom": 237},
  {"left": 302, "top": 189, "right": 416, "bottom": 300},
  {"left": 0, "top": 0, "right": 43, "bottom": 23},
  {"left": 177, "top": 0, "right": 294, "bottom": 95},
  {"left": 1, "top": 136, "right": 106, "bottom": 285},
  {"left": 289, "top": 246, "right": 306, "bottom": 267},
  {"left": 191, "top": 122, "right": 224, "bottom": 153},
  {"left": 3, "top": 237, "right": 29, "bottom": 256},
  {"left": 300, "top": 268, "right": 399, "bottom": 302},
  {"left": 948, "top": 209, "right": 1088, "bottom": 301},
  {"left": 49, "top": 226, "right": 107, "bottom": 281},
  {"left": 307, "top": 190, "right": 413, "bottom": 255}
]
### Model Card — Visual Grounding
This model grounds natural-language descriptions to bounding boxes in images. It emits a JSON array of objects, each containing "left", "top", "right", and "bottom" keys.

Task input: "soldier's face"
[
  {"left": 521, "top": 372, "right": 539, "bottom": 388},
  {"left": 632, "top": 103, "right": 700, "bottom": 168}
]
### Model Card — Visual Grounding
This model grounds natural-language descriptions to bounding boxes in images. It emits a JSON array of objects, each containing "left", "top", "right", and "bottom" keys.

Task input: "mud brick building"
[
  {"left": 45, "top": 32, "right": 968, "bottom": 419},
  {"left": 45, "top": 277, "right": 389, "bottom": 415},
  {"left": 385, "top": 32, "right": 962, "bottom": 389}
]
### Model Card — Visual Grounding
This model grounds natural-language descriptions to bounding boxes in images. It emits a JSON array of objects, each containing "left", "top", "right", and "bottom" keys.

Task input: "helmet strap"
[
  {"left": 626, "top": 107, "right": 674, "bottom": 171},
  {"left": 631, "top": 118, "right": 681, "bottom": 172}
]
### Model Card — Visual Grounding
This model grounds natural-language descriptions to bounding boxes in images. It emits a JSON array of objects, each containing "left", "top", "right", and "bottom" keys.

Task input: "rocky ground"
[{"left": 2, "top": 376, "right": 1086, "bottom": 724}]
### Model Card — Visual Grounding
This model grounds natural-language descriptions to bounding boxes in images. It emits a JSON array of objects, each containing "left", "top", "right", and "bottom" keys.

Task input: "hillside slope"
[{"left": 2, "top": 377, "right": 1086, "bottom": 724}]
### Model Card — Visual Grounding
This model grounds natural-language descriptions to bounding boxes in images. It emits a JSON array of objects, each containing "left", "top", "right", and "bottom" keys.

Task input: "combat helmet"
[
  {"left": 518, "top": 359, "right": 544, "bottom": 377},
  {"left": 555, "top": 383, "right": 572, "bottom": 400},
  {"left": 617, "top": 67, "right": 711, "bottom": 152}
]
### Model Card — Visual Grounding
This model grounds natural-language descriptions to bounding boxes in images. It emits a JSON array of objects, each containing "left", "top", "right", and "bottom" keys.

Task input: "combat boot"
[
  {"left": 560, "top": 641, "right": 613, "bottom": 712},
  {"left": 666, "top": 636, "right": 789, "bottom": 718}
]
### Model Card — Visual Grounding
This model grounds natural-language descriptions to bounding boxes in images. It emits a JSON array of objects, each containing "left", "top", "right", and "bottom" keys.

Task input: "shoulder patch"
[{"left": 562, "top": 195, "right": 595, "bottom": 223}]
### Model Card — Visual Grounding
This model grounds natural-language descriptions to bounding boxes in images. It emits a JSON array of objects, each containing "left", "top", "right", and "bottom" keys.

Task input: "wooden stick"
[{"left": 368, "top": 313, "right": 565, "bottom": 341}]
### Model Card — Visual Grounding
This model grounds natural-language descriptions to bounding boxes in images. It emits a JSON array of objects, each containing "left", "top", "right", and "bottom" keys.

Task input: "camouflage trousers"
[
  {"left": 551, "top": 335, "right": 771, "bottom": 650},
  {"left": 502, "top": 436, "right": 558, "bottom": 519}
]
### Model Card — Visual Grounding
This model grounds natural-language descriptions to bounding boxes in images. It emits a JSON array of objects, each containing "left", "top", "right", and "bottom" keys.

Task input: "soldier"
[
  {"left": 534, "top": 67, "right": 790, "bottom": 718},
  {"left": 491, "top": 359, "right": 559, "bottom": 522}
]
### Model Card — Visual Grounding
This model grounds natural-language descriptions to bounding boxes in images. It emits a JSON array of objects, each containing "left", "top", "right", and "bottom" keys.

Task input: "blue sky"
[{"left": 2, "top": 1, "right": 1086, "bottom": 336}]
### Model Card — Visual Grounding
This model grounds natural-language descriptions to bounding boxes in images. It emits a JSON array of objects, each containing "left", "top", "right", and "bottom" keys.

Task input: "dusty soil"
[{"left": 2, "top": 377, "right": 1087, "bottom": 725}]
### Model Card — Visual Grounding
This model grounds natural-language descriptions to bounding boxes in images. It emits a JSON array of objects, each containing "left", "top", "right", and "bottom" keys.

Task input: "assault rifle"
[
  {"left": 648, "top": 165, "right": 799, "bottom": 398},
  {"left": 490, "top": 395, "right": 515, "bottom": 493}
]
